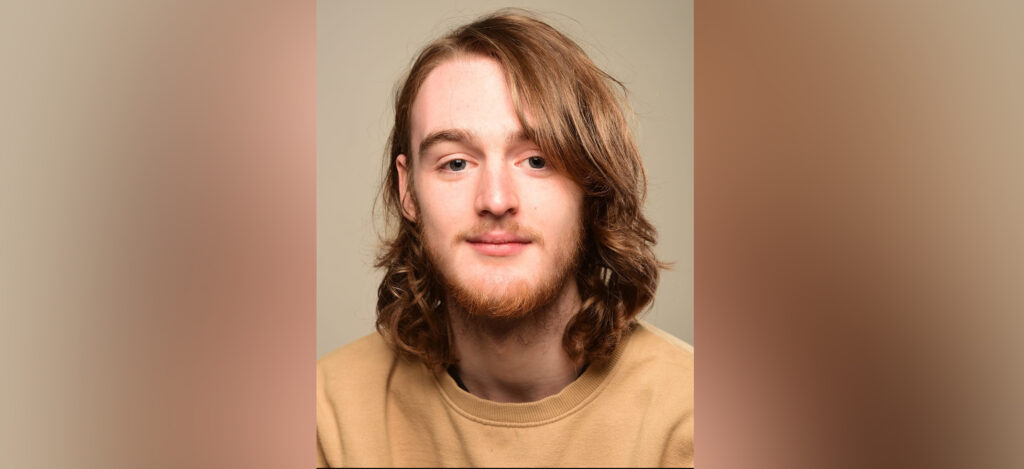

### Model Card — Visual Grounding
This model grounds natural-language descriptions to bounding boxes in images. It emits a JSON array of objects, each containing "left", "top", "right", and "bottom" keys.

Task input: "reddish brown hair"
[{"left": 376, "top": 9, "right": 663, "bottom": 371}]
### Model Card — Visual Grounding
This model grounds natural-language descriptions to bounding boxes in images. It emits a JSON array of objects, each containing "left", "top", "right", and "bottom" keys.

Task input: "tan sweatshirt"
[{"left": 316, "top": 320, "right": 694, "bottom": 467}]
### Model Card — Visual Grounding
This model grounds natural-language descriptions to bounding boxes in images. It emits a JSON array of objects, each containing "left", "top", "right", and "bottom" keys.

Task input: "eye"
[
  {"left": 446, "top": 159, "right": 467, "bottom": 171},
  {"left": 527, "top": 156, "right": 546, "bottom": 169}
]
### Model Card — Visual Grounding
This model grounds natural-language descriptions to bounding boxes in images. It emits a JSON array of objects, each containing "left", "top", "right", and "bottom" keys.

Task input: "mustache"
[{"left": 454, "top": 220, "right": 543, "bottom": 245}]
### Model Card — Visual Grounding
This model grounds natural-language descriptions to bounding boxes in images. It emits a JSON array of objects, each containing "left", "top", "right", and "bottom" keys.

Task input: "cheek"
[
  {"left": 529, "top": 185, "right": 584, "bottom": 242},
  {"left": 415, "top": 181, "right": 468, "bottom": 241}
]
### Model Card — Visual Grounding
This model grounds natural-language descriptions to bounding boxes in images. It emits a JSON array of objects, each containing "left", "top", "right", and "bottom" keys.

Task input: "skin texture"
[{"left": 396, "top": 55, "right": 587, "bottom": 402}]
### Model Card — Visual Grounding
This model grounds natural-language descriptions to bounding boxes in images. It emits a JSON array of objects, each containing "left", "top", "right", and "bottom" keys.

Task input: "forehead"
[{"left": 409, "top": 55, "right": 522, "bottom": 155}]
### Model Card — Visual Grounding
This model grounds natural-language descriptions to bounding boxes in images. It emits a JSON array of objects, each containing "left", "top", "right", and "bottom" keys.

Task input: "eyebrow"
[
  {"left": 418, "top": 129, "right": 476, "bottom": 158},
  {"left": 417, "top": 129, "right": 533, "bottom": 159}
]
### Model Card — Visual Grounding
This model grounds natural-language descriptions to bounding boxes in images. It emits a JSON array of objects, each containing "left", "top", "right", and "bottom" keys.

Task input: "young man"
[{"left": 317, "top": 10, "right": 693, "bottom": 467}]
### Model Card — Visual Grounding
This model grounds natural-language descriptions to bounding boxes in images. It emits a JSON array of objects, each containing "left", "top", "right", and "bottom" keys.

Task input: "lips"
[
  {"left": 466, "top": 232, "right": 531, "bottom": 256},
  {"left": 467, "top": 232, "right": 531, "bottom": 244}
]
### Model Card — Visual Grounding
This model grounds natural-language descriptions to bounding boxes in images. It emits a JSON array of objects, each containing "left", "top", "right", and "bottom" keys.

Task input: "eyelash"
[
  {"left": 437, "top": 156, "right": 548, "bottom": 173},
  {"left": 445, "top": 159, "right": 468, "bottom": 172}
]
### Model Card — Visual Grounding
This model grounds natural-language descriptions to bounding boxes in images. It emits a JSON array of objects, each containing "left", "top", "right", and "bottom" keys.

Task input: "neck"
[{"left": 447, "top": 281, "right": 584, "bottom": 403}]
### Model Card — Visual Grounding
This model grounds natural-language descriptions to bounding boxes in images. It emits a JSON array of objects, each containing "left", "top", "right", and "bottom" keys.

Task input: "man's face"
[{"left": 397, "top": 55, "right": 584, "bottom": 318}]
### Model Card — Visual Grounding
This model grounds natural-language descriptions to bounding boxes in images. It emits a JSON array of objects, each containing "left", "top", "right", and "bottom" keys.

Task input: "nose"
[{"left": 474, "top": 162, "right": 519, "bottom": 218}]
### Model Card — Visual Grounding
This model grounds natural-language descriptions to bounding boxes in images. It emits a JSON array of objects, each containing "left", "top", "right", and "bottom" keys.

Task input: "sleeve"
[
  {"left": 660, "top": 407, "right": 694, "bottom": 467},
  {"left": 316, "top": 433, "right": 329, "bottom": 468},
  {"left": 316, "top": 362, "right": 342, "bottom": 467}
]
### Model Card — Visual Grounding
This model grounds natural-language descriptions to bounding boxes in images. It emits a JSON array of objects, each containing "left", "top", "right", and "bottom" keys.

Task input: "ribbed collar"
[{"left": 432, "top": 326, "right": 634, "bottom": 427}]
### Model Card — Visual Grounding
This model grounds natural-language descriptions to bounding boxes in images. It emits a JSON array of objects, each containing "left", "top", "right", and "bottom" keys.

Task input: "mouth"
[{"left": 466, "top": 232, "right": 532, "bottom": 257}]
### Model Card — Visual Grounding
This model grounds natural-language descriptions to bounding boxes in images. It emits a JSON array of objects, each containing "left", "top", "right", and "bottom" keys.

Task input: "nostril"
[{"left": 473, "top": 167, "right": 520, "bottom": 217}]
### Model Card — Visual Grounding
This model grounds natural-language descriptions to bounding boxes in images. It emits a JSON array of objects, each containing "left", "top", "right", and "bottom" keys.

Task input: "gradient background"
[
  {"left": 2, "top": 2, "right": 315, "bottom": 468},
  {"left": 317, "top": 0, "right": 693, "bottom": 359},
  {"left": 697, "top": 2, "right": 1024, "bottom": 467},
  {"left": 3, "top": 1, "right": 1023, "bottom": 468}
]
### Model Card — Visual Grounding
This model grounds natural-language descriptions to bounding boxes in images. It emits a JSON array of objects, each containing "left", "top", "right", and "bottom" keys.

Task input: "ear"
[{"left": 396, "top": 154, "right": 417, "bottom": 222}]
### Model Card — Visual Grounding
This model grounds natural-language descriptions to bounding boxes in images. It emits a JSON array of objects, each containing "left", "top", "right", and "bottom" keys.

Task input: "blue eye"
[
  {"left": 527, "top": 156, "right": 546, "bottom": 169},
  {"left": 446, "top": 159, "right": 467, "bottom": 171}
]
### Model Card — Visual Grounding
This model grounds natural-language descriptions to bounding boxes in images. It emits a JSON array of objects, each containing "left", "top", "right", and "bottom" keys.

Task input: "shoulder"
[
  {"left": 317, "top": 332, "right": 396, "bottom": 386},
  {"left": 615, "top": 321, "right": 694, "bottom": 419},
  {"left": 628, "top": 320, "right": 694, "bottom": 370},
  {"left": 623, "top": 321, "right": 694, "bottom": 465},
  {"left": 317, "top": 333, "right": 399, "bottom": 466},
  {"left": 612, "top": 319, "right": 694, "bottom": 395},
  {"left": 318, "top": 332, "right": 395, "bottom": 372}
]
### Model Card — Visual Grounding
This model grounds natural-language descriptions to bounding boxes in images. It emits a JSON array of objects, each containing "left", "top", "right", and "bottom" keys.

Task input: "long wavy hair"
[{"left": 375, "top": 9, "right": 664, "bottom": 372}]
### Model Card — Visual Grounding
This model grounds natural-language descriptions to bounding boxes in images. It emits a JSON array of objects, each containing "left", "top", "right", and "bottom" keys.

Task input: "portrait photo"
[{"left": 316, "top": 1, "right": 693, "bottom": 466}]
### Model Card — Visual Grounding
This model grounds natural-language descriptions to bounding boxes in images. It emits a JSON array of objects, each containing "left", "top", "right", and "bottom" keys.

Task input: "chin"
[
  {"left": 449, "top": 274, "right": 539, "bottom": 319},
  {"left": 463, "top": 273, "right": 533, "bottom": 297},
  {"left": 431, "top": 245, "right": 572, "bottom": 319}
]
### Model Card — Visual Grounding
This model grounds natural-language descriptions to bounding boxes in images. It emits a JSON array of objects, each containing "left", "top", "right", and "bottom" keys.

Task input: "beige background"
[{"left": 317, "top": 0, "right": 693, "bottom": 358}]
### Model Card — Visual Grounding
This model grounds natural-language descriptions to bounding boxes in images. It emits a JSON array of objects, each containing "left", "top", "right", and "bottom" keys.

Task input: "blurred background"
[
  {"left": 696, "top": 2, "right": 1024, "bottom": 467},
  {"left": 2, "top": 1, "right": 315, "bottom": 467}
]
